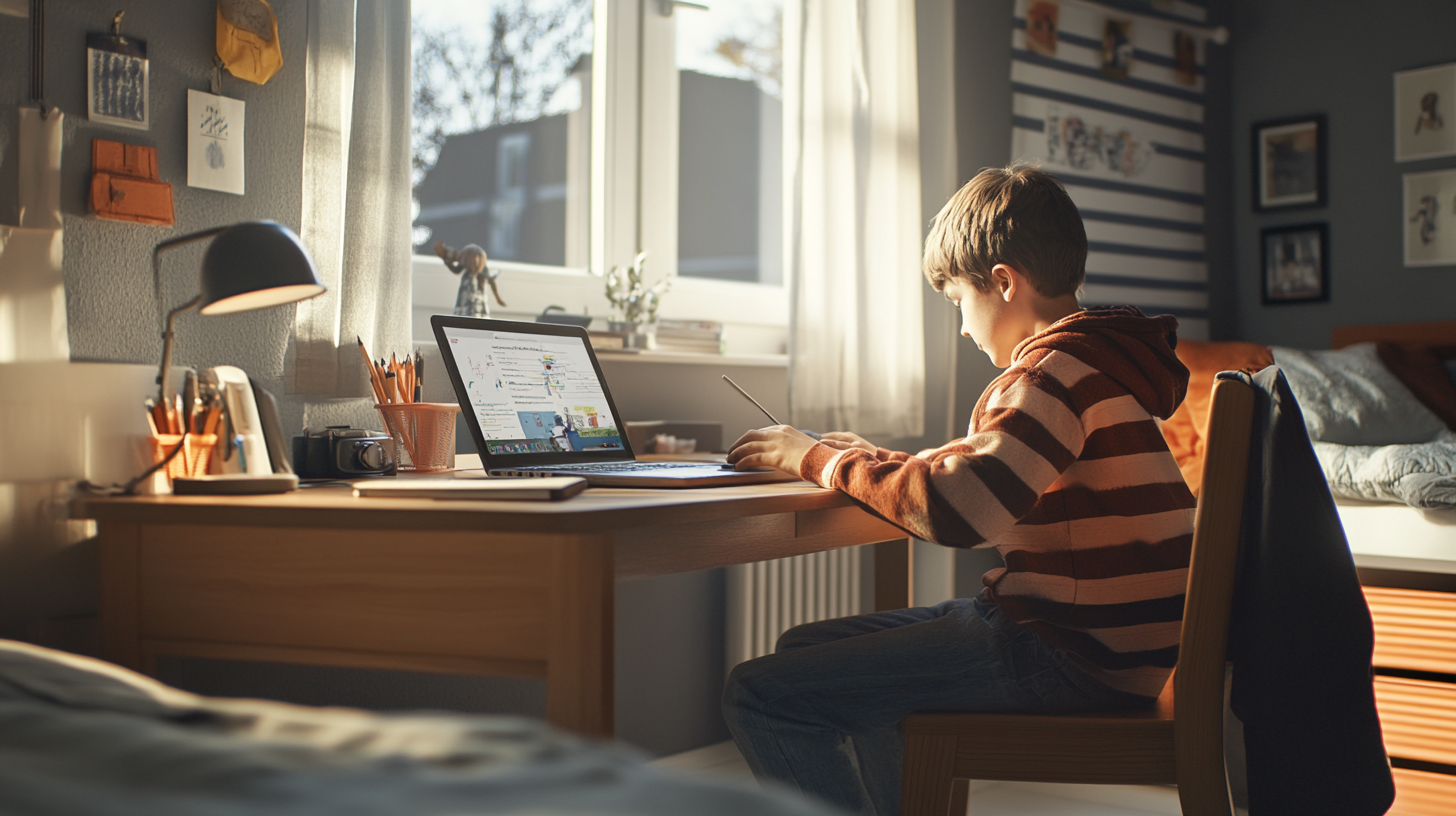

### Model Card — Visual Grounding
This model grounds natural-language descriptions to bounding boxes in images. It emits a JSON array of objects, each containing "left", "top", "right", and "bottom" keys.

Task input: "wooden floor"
[
  {"left": 652, "top": 741, "right": 1186, "bottom": 816},
  {"left": 654, "top": 740, "right": 1456, "bottom": 815}
]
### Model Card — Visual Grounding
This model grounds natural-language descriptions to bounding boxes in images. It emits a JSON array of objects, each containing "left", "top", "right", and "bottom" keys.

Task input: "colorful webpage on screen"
[{"left": 442, "top": 327, "right": 623, "bottom": 456}]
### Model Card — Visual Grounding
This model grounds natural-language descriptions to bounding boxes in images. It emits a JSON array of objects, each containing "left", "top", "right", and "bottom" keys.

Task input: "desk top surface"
[{"left": 73, "top": 475, "right": 856, "bottom": 534}]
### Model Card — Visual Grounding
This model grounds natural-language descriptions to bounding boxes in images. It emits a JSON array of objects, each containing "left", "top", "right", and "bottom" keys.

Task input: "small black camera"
[{"left": 292, "top": 426, "right": 394, "bottom": 479}]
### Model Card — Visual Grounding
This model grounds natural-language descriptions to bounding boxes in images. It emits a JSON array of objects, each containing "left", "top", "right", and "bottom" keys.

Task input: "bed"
[
  {"left": 0, "top": 638, "right": 834, "bottom": 816},
  {"left": 1329, "top": 321, "right": 1456, "bottom": 816},
  {"left": 1162, "top": 320, "right": 1456, "bottom": 816}
]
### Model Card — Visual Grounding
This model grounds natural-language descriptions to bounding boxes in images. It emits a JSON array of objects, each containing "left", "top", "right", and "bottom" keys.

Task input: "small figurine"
[{"left": 435, "top": 240, "right": 506, "bottom": 318}]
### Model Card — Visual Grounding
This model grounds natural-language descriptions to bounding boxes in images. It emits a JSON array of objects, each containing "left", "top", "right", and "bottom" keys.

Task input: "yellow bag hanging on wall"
[{"left": 216, "top": 0, "right": 282, "bottom": 85}]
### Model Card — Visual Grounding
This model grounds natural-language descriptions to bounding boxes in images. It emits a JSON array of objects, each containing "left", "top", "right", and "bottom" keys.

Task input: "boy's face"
[{"left": 943, "top": 277, "right": 1015, "bottom": 368}]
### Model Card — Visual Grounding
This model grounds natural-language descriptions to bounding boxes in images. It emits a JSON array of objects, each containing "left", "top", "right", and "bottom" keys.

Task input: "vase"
[{"left": 607, "top": 320, "right": 655, "bottom": 350}]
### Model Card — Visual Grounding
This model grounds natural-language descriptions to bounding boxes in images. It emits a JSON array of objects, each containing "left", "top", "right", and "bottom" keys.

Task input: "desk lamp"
[{"left": 154, "top": 220, "right": 325, "bottom": 406}]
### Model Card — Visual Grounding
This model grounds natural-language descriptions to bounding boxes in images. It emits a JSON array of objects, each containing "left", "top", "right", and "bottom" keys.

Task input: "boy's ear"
[{"left": 990, "top": 263, "right": 1021, "bottom": 302}]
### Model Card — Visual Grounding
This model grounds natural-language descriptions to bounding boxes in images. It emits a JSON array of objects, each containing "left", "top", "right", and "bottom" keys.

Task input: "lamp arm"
[
  {"left": 158, "top": 294, "right": 202, "bottom": 405},
  {"left": 153, "top": 226, "right": 228, "bottom": 405}
]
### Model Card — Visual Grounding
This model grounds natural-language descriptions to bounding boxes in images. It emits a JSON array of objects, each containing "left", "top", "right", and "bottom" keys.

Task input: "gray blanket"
[
  {"left": 0, "top": 640, "right": 834, "bottom": 816},
  {"left": 1273, "top": 344, "right": 1456, "bottom": 509},
  {"left": 1315, "top": 432, "right": 1456, "bottom": 510}
]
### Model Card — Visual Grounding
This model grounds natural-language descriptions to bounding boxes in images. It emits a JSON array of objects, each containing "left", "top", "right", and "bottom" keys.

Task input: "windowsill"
[{"left": 411, "top": 255, "right": 788, "bottom": 355}]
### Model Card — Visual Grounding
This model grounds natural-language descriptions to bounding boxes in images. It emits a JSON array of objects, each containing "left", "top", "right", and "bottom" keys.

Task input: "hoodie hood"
[{"left": 1012, "top": 306, "right": 1188, "bottom": 420}]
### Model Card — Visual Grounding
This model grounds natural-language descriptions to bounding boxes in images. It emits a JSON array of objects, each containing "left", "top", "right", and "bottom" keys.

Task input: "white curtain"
[
  {"left": 784, "top": 0, "right": 925, "bottom": 438},
  {"left": 288, "top": 0, "right": 413, "bottom": 397}
]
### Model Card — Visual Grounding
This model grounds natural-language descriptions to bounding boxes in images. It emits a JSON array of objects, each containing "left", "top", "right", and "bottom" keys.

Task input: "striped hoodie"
[{"left": 797, "top": 307, "right": 1195, "bottom": 698}]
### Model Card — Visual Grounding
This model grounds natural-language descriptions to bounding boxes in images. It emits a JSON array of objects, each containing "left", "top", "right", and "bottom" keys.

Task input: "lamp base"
[{"left": 172, "top": 474, "right": 299, "bottom": 495}]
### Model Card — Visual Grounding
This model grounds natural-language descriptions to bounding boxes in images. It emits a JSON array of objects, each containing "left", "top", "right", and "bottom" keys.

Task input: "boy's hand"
[
  {"left": 726, "top": 425, "right": 820, "bottom": 475},
  {"left": 819, "top": 431, "right": 876, "bottom": 453}
]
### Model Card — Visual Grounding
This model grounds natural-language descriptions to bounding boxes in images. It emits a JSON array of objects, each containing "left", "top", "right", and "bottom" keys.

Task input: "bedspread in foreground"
[{"left": 0, "top": 640, "right": 834, "bottom": 816}]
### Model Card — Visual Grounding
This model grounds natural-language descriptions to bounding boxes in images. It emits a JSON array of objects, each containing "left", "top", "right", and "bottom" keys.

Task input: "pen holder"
[
  {"left": 148, "top": 433, "right": 219, "bottom": 482},
  {"left": 376, "top": 403, "right": 457, "bottom": 472}
]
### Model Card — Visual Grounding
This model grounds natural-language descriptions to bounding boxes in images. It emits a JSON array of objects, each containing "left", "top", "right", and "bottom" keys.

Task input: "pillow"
[
  {"left": 1271, "top": 343, "right": 1445, "bottom": 445},
  {"left": 1162, "top": 339, "right": 1274, "bottom": 494}
]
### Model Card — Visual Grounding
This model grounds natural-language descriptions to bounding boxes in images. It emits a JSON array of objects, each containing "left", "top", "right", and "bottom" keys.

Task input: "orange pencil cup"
[
  {"left": 376, "top": 403, "right": 457, "bottom": 472},
  {"left": 149, "top": 433, "right": 219, "bottom": 482}
]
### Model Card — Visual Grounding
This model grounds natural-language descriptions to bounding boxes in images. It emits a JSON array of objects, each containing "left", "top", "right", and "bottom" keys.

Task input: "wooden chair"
[{"left": 900, "top": 376, "right": 1257, "bottom": 816}]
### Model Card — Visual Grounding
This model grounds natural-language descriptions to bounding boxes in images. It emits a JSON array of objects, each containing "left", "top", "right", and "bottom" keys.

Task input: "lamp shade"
[{"left": 196, "top": 221, "right": 325, "bottom": 315}]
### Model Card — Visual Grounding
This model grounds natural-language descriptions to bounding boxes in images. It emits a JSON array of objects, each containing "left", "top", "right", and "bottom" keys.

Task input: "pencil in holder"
[
  {"left": 148, "top": 433, "right": 219, "bottom": 482},
  {"left": 375, "top": 403, "right": 457, "bottom": 472}
]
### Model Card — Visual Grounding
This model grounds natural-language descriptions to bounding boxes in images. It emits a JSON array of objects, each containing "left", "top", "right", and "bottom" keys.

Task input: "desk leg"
[
  {"left": 547, "top": 534, "right": 614, "bottom": 737},
  {"left": 873, "top": 538, "right": 914, "bottom": 611},
  {"left": 99, "top": 522, "right": 143, "bottom": 672}
]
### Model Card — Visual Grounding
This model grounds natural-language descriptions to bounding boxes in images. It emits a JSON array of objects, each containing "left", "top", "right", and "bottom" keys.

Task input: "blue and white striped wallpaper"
[{"left": 1010, "top": 0, "right": 1211, "bottom": 339}]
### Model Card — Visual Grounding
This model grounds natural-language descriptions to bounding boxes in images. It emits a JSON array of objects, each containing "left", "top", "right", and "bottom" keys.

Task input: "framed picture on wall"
[
  {"left": 1261, "top": 223, "right": 1328, "bottom": 304},
  {"left": 1395, "top": 62, "right": 1456, "bottom": 162},
  {"left": 1403, "top": 168, "right": 1456, "bottom": 266},
  {"left": 1252, "top": 115, "right": 1326, "bottom": 211},
  {"left": 86, "top": 31, "right": 150, "bottom": 130}
]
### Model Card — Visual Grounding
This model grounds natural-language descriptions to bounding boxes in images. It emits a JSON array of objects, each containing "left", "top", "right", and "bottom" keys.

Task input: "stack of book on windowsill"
[
  {"left": 587, "top": 330, "right": 631, "bottom": 351},
  {"left": 652, "top": 320, "right": 726, "bottom": 355}
]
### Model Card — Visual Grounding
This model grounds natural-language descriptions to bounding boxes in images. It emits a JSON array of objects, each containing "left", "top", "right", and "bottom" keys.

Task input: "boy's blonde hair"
[{"left": 923, "top": 164, "right": 1087, "bottom": 297}]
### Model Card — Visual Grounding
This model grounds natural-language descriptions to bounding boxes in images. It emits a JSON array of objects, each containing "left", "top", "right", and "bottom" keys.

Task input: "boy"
[{"left": 722, "top": 165, "right": 1195, "bottom": 816}]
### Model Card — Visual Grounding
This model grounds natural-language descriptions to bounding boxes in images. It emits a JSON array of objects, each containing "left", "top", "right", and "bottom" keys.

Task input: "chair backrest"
[{"left": 1171, "top": 377, "right": 1256, "bottom": 775}]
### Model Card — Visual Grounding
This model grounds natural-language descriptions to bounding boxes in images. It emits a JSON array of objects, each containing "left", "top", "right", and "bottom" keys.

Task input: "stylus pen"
[
  {"left": 722, "top": 375, "right": 781, "bottom": 424},
  {"left": 721, "top": 375, "right": 822, "bottom": 440}
]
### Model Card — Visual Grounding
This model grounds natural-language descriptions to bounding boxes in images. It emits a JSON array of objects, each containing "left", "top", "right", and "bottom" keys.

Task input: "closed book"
[
  {"left": 588, "top": 332, "right": 627, "bottom": 350},
  {"left": 654, "top": 340, "right": 725, "bottom": 354},
  {"left": 656, "top": 319, "right": 723, "bottom": 334},
  {"left": 353, "top": 476, "right": 587, "bottom": 501}
]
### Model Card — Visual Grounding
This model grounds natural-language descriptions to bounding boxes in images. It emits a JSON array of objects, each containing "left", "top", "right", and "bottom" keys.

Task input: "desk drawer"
[
  {"left": 137, "top": 525, "right": 553, "bottom": 662},
  {"left": 1365, "top": 586, "right": 1456, "bottom": 675},
  {"left": 1374, "top": 675, "right": 1456, "bottom": 767}
]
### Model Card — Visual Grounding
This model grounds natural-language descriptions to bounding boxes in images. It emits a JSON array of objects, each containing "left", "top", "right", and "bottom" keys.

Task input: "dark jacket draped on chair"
[{"left": 1224, "top": 366, "right": 1394, "bottom": 816}]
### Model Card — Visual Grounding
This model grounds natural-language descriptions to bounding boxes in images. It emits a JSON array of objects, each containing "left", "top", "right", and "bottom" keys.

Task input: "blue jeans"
[{"left": 721, "top": 593, "right": 1154, "bottom": 815}]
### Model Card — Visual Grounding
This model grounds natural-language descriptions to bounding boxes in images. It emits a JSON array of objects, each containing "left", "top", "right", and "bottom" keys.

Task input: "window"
[
  {"left": 410, "top": 1, "right": 788, "bottom": 352},
  {"left": 673, "top": 1, "right": 783, "bottom": 284},
  {"left": 411, "top": 0, "right": 592, "bottom": 266}
]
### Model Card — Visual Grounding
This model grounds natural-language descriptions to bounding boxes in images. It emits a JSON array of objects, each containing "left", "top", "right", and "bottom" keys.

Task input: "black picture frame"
[
  {"left": 1252, "top": 115, "right": 1327, "bottom": 212},
  {"left": 1261, "top": 223, "right": 1329, "bottom": 305}
]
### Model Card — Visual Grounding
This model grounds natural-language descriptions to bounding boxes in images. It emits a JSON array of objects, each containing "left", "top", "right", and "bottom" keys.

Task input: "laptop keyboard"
[{"left": 526, "top": 461, "right": 715, "bottom": 473}]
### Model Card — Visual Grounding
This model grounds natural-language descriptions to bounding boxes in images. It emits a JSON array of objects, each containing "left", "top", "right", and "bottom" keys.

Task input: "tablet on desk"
[{"left": 353, "top": 477, "right": 587, "bottom": 501}]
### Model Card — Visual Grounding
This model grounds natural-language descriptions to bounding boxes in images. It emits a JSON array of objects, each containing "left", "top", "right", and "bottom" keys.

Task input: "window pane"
[
  {"left": 675, "top": 1, "right": 783, "bottom": 284},
  {"left": 412, "top": 1, "right": 592, "bottom": 267}
]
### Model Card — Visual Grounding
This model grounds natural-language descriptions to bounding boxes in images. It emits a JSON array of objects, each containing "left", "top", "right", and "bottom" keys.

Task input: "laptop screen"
[{"left": 437, "top": 320, "right": 628, "bottom": 460}]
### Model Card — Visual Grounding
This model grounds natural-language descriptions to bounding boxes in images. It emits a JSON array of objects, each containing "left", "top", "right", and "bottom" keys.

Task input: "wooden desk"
[{"left": 75, "top": 480, "right": 910, "bottom": 737}]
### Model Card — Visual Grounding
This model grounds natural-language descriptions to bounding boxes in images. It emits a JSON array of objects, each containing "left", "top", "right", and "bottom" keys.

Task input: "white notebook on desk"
[{"left": 353, "top": 476, "right": 587, "bottom": 501}]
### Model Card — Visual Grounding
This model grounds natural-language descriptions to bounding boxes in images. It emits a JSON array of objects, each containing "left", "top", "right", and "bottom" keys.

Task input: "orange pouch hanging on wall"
[{"left": 90, "top": 138, "right": 174, "bottom": 226}]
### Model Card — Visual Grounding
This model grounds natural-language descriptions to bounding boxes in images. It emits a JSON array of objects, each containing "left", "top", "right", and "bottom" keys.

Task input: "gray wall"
[
  {"left": 1228, "top": 1, "right": 1456, "bottom": 348},
  {"left": 0, "top": 1, "right": 376, "bottom": 439}
]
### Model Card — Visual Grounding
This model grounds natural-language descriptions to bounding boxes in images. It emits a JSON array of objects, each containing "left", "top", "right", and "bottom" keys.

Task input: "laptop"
[{"left": 432, "top": 315, "right": 799, "bottom": 488}]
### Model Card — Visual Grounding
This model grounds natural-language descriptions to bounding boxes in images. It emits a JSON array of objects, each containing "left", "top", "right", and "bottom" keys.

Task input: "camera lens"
[{"left": 357, "top": 441, "right": 388, "bottom": 470}]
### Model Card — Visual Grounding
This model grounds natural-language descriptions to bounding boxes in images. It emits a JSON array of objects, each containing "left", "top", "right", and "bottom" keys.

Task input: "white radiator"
[{"left": 726, "top": 548, "right": 863, "bottom": 667}]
